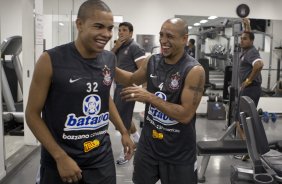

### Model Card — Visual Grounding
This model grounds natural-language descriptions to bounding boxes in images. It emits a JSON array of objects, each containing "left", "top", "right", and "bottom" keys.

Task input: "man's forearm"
[
  {"left": 247, "top": 61, "right": 264, "bottom": 81},
  {"left": 147, "top": 93, "right": 195, "bottom": 124},
  {"left": 109, "top": 97, "right": 128, "bottom": 135},
  {"left": 26, "top": 114, "right": 67, "bottom": 160}
]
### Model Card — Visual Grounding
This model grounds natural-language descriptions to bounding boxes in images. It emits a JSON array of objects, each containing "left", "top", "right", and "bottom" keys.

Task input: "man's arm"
[
  {"left": 115, "top": 57, "right": 148, "bottom": 86},
  {"left": 25, "top": 52, "right": 82, "bottom": 182},
  {"left": 242, "top": 18, "right": 251, "bottom": 32},
  {"left": 108, "top": 97, "right": 134, "bottom": 160},
  {"left": 242, "top": 60, "right": 264, "bottom": 87},
  {"left": 120, "top": 65, "right": 205, "bottom": 124},
  {"left": 135, "top": 57, "right": 146, "bottom": 69}
]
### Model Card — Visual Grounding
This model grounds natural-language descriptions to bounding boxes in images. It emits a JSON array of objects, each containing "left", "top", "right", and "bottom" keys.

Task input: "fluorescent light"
[
  {"left": 200, "top": 19, "right": 208, "bottom": 24},
  {"left": 194, "top": 23, "right": 201, "bottom": 26},
  {"left": 59, "top": 22, "right": 64, "bottom": 26},
  {"left": 188, "top": 26, "right": 193, "bottom": 30},
  {"left": 208, "top": 16, "right": 217, "bottom": 20}
]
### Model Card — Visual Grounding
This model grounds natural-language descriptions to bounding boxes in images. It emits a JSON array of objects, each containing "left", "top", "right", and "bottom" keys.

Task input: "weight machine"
[{"left": 0, "top": 36, "right": 24, "bottom": 136}]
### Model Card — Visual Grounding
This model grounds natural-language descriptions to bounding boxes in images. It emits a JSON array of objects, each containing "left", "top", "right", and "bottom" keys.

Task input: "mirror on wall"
[
  {"left": 43, "top": 0, "right": 77, "bottom": 50},
  {"left": 43, "top": 0, "right": 123, "bottom": 51},
  {"left": 176, "top": 15, "right": 282, "bottom": 95}
]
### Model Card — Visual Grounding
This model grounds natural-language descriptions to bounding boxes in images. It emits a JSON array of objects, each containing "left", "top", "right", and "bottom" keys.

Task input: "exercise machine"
[
  {"left": 1, "top": 36, "right": 24, "bottom": 136},
  {"left": 197, "top": 20, "right": 247, "bottom": 183},
  {"left": 195, "top": 19, "right": 233, "bottom": 90},
  {"left": 230, "top": 96, "right": 282, "bottom": 184}
]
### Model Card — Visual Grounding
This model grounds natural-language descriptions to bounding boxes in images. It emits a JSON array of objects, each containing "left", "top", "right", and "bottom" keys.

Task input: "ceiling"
[{"left": 175, "top": 15, "right": 241, "bottom": 34}]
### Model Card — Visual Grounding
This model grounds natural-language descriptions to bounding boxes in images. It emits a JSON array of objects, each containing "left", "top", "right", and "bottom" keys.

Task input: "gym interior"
[{"left": 0, "top": 0, "right": 282, "bottom": 183}]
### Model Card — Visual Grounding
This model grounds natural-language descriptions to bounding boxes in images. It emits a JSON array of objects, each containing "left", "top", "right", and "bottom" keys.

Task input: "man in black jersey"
[
  {"left": 112, "top": 22, "right": 146, "bottom": 165},
  {"left": 116, "top": 18, "right": 205, "bottom": 184},
  {"left": 25, "top": 1, "right": 134, "bottom": 184}
]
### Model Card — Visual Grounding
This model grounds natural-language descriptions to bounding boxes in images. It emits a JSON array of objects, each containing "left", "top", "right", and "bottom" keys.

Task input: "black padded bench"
[
  {"left": 197, "top": 120, "right": 249, "bottom": 183},
  {"left": 197, "top": 139, "right": 248, "bottom": 183},
  {"left": 197, "top": 140, "right": 247, "bottom": 155}
]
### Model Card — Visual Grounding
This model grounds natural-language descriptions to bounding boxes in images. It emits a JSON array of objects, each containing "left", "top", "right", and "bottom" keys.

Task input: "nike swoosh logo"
[
  {"left": 150, "top": 74, "right": 157, "bottom": 78},
  {"left": 69, "top": 78, "right": 82, "bottom": 83}
]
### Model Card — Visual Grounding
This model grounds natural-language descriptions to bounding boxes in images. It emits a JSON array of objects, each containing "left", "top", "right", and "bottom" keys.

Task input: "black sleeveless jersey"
[
  {"left": 139, "top": 52, "right": 200, "bottom": 165},
  {"left": 41, "top": 42, "right": 116, "bottom": 169}
]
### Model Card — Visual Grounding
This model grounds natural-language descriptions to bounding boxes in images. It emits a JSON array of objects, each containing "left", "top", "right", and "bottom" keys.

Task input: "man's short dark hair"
[
  {"left": 77, "top": 0, "right": 111, "bottom": 21},
  {"left": 119, "top": 22, "right": 134, "bottom": 32},
  {"left": 189, "top": 39, "right": 195, "bottom": 45},
  {"left": 243, "top": 31, "right": 255, "bottom": 41}
]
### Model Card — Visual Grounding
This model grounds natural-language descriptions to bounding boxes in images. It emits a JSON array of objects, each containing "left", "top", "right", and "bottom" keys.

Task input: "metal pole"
[
  {"left": 1, "top": 66, "right": 16, "bottom": 112},
  {"left": 12, "top": 55, "right": 23, "bottom": 92},
  {"left": 0, "top": 34, "right": 8, "bottom": 179},
  {"left": 267, "top": 35, "right": 273, "bottom": 89},
  {"left": 228, "top": 32, "right": 240, "bottom": 127},
  {"left": 277, "top": 58, "right": 281, "bottom": 82},
  {"left": 227, "top": 22, "right": 241, "bottom": 127}
]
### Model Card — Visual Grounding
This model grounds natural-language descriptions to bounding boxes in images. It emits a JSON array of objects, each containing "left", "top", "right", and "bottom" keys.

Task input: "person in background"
[
  {"left": 236, "top": 18, "right": 264, "bottom": 161},
  {"left": 115, "top": 17, "right": 205, "bottom": 184},
  {"left": 185, "top": 38, "right": 196, "bottom": 58},
  {"left": 25, "top": 1, "right": 134, "bottom": 183},
  {"left": 111, "top": 22, "right": 146, "bottom": 165}
]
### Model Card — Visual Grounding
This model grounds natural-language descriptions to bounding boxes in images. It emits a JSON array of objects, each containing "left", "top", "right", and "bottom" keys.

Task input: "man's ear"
[
  {"left": 76, "top": 18, "right": 83, "bottom": 32},
  {"left": 129, "top": 31, "right": 133, "bottom": 38},
  {"left": 183, "top": 34, "right": 188, "bottom": 43}
]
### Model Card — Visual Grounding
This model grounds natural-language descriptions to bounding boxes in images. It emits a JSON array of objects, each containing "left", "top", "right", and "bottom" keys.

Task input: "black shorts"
[
  {"left": 241, "top": 85, "right": 261, "bottom": 107},
  {"left": 132, "top": 150, "right": 197, "bottom": 184},
  {"left": 39, "top": 162, "right": 116, "bottom": 184},
  {"left": 114, "top": 85, "right": 135, "bottom": 130},
  {"left": 237, "top": 85, "right": 261, "bottom": 123}
]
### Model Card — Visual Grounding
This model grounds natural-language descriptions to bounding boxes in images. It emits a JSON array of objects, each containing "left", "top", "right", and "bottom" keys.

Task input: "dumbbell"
[
  {"left": 262, "top": 111, "right": 269, "bottom": 123},
  {"left": 269, "top": 113, "right": 277, "bottom": 123}
]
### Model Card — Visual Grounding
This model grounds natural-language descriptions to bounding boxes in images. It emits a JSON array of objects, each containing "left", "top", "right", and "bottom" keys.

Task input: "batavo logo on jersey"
[
  {"left": 148, "top": 91, "right": 178, "bottom": 126},
  {"left": 84, "top": 139, "right": 100, "bottom": 152},
  {"left": 152, "top": 130, "right": 163, "bottom": 139},
  {"left": 64, "top": 94, "right": 109, "bottom": 131}
]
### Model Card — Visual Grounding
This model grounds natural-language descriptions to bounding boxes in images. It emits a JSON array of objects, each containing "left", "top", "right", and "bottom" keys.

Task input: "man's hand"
[
  {"left": 120, "top": 84, "right": 152, "bottom": 103},
  {"left": 241, "top": 78, "right": 252, "bottom": 90},
  {"left": 55, "top": 154, "right": 82, "bottom": 183},
  {"left": 121, "top": 133, "right": 134, "bottom": 160},
  {"left": 113, "top": 36, "right": 128, "bottom": 51}
]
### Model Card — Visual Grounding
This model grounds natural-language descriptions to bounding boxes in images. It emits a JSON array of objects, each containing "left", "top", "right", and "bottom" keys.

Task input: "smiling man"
[
  {"left": 25, "top": 1, "right": 134, "bottom": 184},
  {"left": 115, "top": 18, "right": 205, "bottom": 184}
]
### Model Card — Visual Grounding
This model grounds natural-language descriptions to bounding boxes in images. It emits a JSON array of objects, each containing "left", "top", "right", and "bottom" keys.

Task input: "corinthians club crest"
[
  {"left": 169, "top": 72, "right": 181, "bottom": 90},
  {"left": 102, "top": 65, "right": 112, "bottom": 86}
]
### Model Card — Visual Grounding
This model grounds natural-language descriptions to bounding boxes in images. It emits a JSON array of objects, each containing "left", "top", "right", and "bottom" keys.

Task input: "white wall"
[
  {"left": 0, "top": 0, "right": 22, "bottom": 42},
  {"left": 22, "top": 0, "right": 43, "bottom": 145}
]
